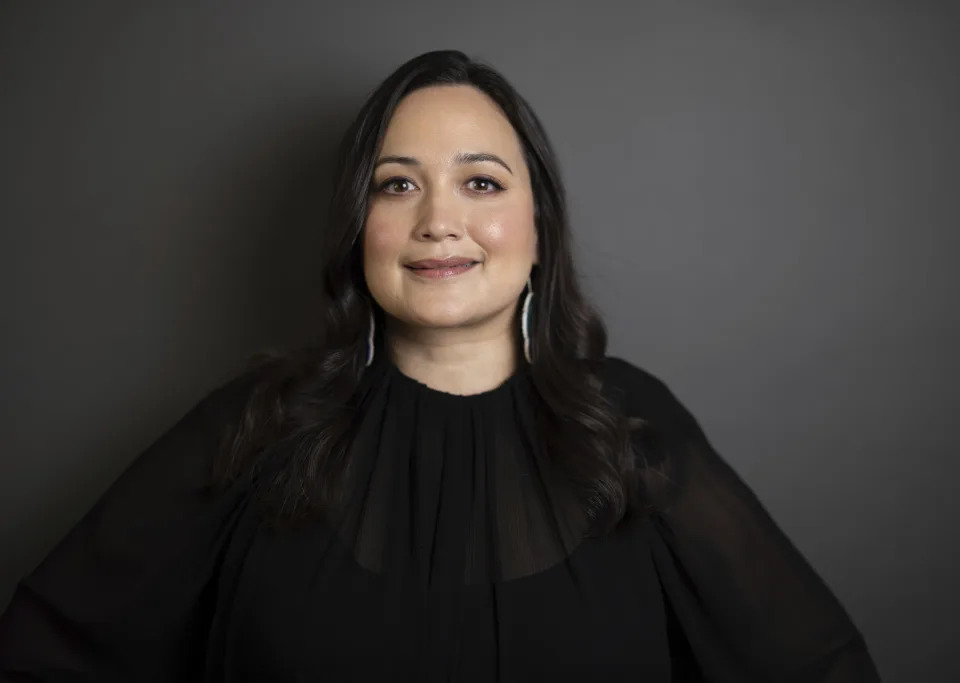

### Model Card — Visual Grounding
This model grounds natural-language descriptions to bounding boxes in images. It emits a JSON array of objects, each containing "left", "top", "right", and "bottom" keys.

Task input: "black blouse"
[{"left": 0, "top": 353, "right": 881, "bottom": 681}]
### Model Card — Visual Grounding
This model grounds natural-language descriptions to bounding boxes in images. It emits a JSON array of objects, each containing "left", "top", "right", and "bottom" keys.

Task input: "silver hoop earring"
[
  {"left": 365, "top": 306, "right": 376, "bottom": 367},
  {"left": 521, "top": 276, "right": 534, "bottom": 364}
]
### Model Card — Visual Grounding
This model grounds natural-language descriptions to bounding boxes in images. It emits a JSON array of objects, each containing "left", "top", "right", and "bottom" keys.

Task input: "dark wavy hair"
[{"left": 212, "top": 49, "right": 643, "bottom": 536}]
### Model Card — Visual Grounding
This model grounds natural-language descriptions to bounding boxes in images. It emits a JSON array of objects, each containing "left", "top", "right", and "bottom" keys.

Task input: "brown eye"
[
  {"left": 466, "top": 176, "right": 505, "bottom": 194},
  {"left": 377, "top": 177, "right": 417, "bottom": 194}
]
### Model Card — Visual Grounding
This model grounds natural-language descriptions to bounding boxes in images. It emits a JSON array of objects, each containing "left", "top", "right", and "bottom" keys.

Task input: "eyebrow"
[{"left": 374, "top": 151, "right": 513, "bottom": 175}]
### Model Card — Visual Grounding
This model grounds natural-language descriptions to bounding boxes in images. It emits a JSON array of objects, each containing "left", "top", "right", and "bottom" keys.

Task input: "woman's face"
[{"left": 363, "top": 84, "right": 538, "bottom": 334}]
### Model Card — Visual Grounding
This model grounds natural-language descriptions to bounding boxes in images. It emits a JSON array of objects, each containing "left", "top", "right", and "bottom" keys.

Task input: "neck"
[{"left": 384, "top": 316, "right": 520, "bottom": 396}]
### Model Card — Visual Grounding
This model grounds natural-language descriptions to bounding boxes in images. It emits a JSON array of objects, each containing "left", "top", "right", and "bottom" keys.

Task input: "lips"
[
  {"left": 406, "top": 257, "right": 479, "bottom": 269},
  {"left": 404, "top": 256, "right": 480, "bottom": 280}
]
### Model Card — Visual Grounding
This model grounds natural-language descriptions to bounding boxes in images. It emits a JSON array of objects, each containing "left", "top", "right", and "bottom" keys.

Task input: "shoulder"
[
  {"left": 599, "top": 356, "right": 684, "bottom": 419},
  {"left": 175, "top": 368, "right": 260, "bottom": 432},
  {"left": 200, "top": 369, "right": 261, "bottom": 423},
  {"left": 154, "top": 369, "right": 262, "bottom": 464},
  {"left": 598, "top": 356, "right": 704, "bottom": 445}
]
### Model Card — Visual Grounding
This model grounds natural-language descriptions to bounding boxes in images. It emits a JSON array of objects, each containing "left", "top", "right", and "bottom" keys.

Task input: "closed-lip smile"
[
  {"left": 405, "top": 257, "right": 479, "bottom": 269},
  {"left": 404, "top": 256, "right": 481, "bottom": 280}
]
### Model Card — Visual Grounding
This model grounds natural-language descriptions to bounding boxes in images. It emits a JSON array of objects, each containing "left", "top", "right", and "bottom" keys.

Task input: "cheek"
[
  {"left": 362, "top": 215, "right": 405, "bottom": 299},
  {"left": 363, "top": 214, "right": 402, "bottom": 268},
  {"left": 474, "top": 205, "right": 537, "bottom": 260}
]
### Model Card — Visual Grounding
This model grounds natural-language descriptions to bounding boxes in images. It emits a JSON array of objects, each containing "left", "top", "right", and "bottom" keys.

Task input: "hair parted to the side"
[{"left": 212, "top": 49, "right": 646, "bottom": 536}]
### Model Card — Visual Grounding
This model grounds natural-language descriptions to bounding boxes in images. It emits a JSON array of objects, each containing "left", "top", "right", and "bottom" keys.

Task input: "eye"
[
  {"left": 466, "top": 176, "right": 505, "bottom": 194},
  {"left": 376, "top": 177, "right": 418, "bottom": 195}
]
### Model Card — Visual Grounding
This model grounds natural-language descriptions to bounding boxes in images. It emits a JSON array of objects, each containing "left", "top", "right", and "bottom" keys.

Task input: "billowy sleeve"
[
  {"left": 0, "top": 373, "right": 256, "bottom": 682},
  {"left": 609, "top": 358, "right": 881, "bottom": 681}
]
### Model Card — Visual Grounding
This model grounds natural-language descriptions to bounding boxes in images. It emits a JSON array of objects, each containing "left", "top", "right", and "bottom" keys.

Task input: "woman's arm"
[
  {"left": 0, "top": 374, "right": 255, "bottom": 682},
  {"left": 607, "top": 358, "right": 882, "bottom": 681}
]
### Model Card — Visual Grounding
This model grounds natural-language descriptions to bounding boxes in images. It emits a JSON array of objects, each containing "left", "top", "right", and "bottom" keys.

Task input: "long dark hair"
[{"left": 213, "top": 50, "right": 642, "bottom": 536}]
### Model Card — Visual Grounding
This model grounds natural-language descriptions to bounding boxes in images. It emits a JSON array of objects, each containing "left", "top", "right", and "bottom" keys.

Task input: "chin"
[
  {"left": 408, "top": 309, "right": 477, "bottom": 329},
  {"left": 393, "top": 298, "right": 490, "bottom": 328}
]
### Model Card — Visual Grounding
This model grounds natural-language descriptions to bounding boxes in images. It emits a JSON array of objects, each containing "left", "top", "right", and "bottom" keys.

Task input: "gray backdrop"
[{"left": 1, "top": 1, "right": 957, "bottom": 680}]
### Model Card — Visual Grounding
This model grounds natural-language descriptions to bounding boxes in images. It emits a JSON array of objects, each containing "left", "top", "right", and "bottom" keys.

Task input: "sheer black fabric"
[{"left": 0, "top": 354, "right": 881, "bottom": 682}]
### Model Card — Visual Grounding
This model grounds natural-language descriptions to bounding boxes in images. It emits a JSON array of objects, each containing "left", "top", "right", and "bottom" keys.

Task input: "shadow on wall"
[
  {"left": 1, "top": 98, "right": 359, "bottom": 610},
  {"left": 206, "top": 101, "right": 357, "bottom": 350}
]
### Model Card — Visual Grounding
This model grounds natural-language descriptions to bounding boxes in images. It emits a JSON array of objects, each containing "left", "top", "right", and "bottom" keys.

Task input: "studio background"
[{"left": 1, "top": 2, "right": 957, "bottom": 680}]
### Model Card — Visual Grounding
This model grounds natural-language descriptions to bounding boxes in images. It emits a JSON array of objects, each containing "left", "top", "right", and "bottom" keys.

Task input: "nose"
[{"left": 414, "top": 188, "right": 465, "bottom": 242}]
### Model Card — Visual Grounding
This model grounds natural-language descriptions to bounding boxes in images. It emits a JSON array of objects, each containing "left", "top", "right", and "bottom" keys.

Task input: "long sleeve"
[
  {"left": 605, "top": 358, "right": 882, "bottom": 682},
  {"left": 0, "top": 373, "right": 256, "bottom": 682}
]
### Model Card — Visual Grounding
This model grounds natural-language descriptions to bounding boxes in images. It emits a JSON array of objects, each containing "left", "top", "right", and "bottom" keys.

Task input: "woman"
[{"left": 0, "top": 50, "right": 881, "bottom": 681}]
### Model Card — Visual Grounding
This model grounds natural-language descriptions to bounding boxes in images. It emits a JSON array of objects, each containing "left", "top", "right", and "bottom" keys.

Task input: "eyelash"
[{"left": 375, "top": 176, "right": 505, "bottom": 195}]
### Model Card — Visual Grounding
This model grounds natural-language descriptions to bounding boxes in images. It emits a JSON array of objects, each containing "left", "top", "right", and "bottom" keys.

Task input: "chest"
[{"left": 208, "top": 513, "right": 672, "bottom": 682}]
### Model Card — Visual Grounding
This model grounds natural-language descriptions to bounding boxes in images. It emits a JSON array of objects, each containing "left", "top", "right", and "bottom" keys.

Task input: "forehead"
[{"left": 379, "top": 85, "right": 523, "bottom": 161}]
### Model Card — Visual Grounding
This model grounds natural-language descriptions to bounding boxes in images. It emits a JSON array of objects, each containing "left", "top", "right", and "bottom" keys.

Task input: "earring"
[
  {"left": 365, "top": 306, "right": 375, "bottom": 367},
  {"left": 521, "top": 275, "right": 534, "bottom": 364}
]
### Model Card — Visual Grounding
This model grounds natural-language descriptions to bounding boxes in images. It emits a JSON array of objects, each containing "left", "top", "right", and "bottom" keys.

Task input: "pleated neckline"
[
  {"left": 378, "top": 352, "right": 531, "bottom": 403},
  {"left": 329, "top": 351, "right": 589, "bottom": 587}
]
